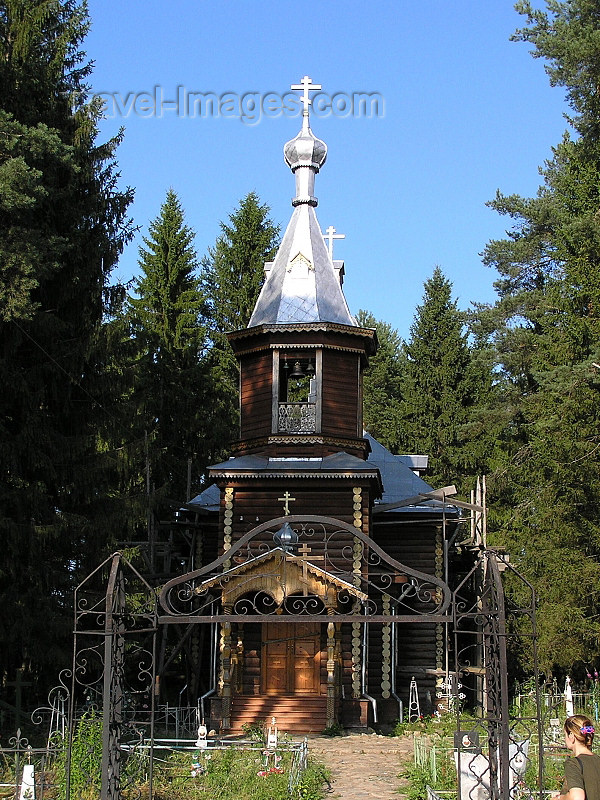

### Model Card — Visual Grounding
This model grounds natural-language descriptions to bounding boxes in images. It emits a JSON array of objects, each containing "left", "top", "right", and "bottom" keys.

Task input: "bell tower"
[{"left": 228, "top": 76, "right": 377, "bottom": 460}]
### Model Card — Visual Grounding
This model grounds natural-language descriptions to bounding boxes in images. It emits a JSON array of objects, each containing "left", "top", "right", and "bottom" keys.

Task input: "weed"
[
  {"left": 321, "top": 722, "right": 344, "bottom": 737},
  {"left": 241, "top": 720, "right": 267, "bottom": 741},
  {"left": 401, "top": 746, "right": 456, "bottom": 800},
  {"left": 54, "top": 712, "right": 102, "bottom": 800},
  {"left": 145, "top": 747, "right": 330, "bottom": 800},
  {"left": 295, "top": 761, "right": 331, "bottom": 799}
]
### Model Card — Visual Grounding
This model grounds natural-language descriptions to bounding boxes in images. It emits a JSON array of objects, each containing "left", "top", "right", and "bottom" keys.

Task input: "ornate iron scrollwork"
[{"left": 160, "top": 515, "right": 451, "bottom": 620}]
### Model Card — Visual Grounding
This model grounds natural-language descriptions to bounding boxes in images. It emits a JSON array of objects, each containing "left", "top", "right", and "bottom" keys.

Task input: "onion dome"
[{"left": 283, "top": 122, "right": 327, "bottom": 174}]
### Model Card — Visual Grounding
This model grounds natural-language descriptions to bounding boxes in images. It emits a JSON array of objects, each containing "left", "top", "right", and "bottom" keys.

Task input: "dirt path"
[{"left": 307, "top": 732, "right": 414, "bottom": 800}]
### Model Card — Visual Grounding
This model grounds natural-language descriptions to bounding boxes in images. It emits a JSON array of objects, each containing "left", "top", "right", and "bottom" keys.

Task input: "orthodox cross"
[
  {"left": 297, "top": 541, "right": 325, "bottom": 596},
  {"left": 291, "top": 75, "right": 322, "bottom": 115},
  {"left": 7, "top": 668, "right": 32, "bottom": 728},
  {"left": 323, "top": 225, "right": 345, "bottom": 258},
  {"left": 278, "top": 491, "right": 296, "bottom": 515}
]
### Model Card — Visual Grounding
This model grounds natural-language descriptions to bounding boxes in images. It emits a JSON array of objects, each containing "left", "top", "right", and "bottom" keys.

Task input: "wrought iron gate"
[
  {"left": 61, "top": 543, "right": 547, "bottom": 800},
  {"left": 69, "top": 553, "right": 157, "bottom": 800},
  {"left": 452, "top": 550, "right": 544, "bottom": 800}
]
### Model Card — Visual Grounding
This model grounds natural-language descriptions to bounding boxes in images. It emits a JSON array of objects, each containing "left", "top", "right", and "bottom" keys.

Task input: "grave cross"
[
  {"left": 297, "top": 541, "right": 325, "bottom": 596},
  {"left": 323, "top": 225, "right": 345, "bottom": 258},
  {"left": 278, "top": 491, "right": 296, "bottom": 516},
  {"left": 7, "top": 668, "right": 32, "bottom": 728},
  {"left": 290, "top": 75, "right": 322, "bottom": 114}
]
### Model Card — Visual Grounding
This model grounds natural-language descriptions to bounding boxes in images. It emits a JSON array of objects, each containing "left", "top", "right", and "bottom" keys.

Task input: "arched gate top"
[{"left": 159, "top": 515, "right": 451, "bottom": 620}]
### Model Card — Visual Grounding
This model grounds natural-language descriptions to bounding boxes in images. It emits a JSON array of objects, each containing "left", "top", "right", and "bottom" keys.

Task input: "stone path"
[{"left": 307, "top": 732, "right": 414, "bottom": 800}]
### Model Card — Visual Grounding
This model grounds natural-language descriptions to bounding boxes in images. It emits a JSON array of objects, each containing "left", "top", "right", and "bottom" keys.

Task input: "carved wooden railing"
[{"left": 278, "top": 402, "right": 316, "bottom": 433}]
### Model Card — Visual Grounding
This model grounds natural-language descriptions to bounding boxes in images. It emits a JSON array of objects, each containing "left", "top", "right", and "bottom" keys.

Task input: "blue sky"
[{"left": 86, "top": 0, "right": 567, "bottom": 339}]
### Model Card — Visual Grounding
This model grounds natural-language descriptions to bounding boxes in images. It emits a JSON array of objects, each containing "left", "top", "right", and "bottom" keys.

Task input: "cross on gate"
[
  {"left": 290, "top": 75, "right": 322, "bottom": 114},
  {"left": 323, "top": 225, "right": 345, "bottom": 258},
  {"left": 278, "top": 491, "right": 296, "bottom": 515},
  {"left": 297, "top": 541, "right": 325, "bottom": 596}
]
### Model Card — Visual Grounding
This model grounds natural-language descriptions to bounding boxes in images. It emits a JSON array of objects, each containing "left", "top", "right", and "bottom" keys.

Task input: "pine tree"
[
  {"left": 478, "top": 0, "right": 600, "bottom": 672},
  {"left": 398, "top": 267, "right": 490, "bottom": 491},
  {"left": 200, "top": 193, "right": 279, "bottom": 446},
  {"left": 356, "top": 310, "right": 404, "bottom": 452},
  {"left": 0, "top": 0, "right": 133, "bottom": 695}
]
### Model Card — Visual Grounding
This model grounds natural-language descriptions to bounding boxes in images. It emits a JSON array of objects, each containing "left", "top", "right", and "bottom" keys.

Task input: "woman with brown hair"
[{"left": 552, "top": 715, "right": 600, "bottom": 800}]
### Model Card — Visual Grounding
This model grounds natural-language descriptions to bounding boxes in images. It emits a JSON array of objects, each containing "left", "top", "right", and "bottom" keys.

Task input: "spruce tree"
[
  {"left": 398, "top": 267, "right": 490, "bottom": 491},
  {"left": 202, "top": 192, "right": 280, "bottom": 335},
  {"left": 0, "top": 0, "right": 133, "bottom": 696},
  {"left": 200, "top": 193, "right": 279, "bottom": 446},
  {"left": 356, "top": 310, "right": 404, "bottom": 452},
  {"left": 126, "top": 190, "right": 210, "bottom": 512}
]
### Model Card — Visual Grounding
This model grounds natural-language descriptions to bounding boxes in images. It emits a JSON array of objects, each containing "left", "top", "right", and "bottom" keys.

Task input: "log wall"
[
  {"left": 321, "top": 349, "right": 361, "bottom": 438},
  {"left": 240, "top": 350, "right": 272, "bottom": 440}
]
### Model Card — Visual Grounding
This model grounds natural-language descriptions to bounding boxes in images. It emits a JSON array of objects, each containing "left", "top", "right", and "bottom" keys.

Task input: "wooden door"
[{"left": 262, "top": 622, "right": 320, "bottom": 694}]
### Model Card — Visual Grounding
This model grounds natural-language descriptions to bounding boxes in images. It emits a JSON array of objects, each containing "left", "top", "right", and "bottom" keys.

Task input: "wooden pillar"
[
  {"left": 232, "top": 627, "right": 244, "bottom": 693},
  {"left": 381, "top": 595, "right": 391, "bottom": 699},
  {"left": 351, "top": 522, "right": 363, "bottom": 699},
  {"left": 220, "top": 605, "right": 233, "bottom": 729},
  {"left": 326, "top": 608, "right": 336, "bottom": 728},
  {"left": 223, "top": 487, "right": 234, "bottom": 569}
]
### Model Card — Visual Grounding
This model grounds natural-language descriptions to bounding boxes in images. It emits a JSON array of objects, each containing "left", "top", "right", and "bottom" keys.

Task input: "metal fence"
[{"left": 0, "top": 548, "right": 549, "bottom": 800}]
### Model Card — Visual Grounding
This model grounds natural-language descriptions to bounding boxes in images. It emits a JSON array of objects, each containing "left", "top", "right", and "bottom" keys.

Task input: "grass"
[
  {"left": 0, "top": 710, "right": 330, "bottom": 800},
  {"left": 133, "top": 748, "right": 330, "bottom": 800}
]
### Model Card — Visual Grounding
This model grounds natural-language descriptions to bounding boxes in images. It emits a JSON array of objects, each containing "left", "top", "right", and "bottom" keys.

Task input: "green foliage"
[
  {"left": 0, "top": 0, "right": 133, "bottom": 696},
  {"left": 401, "top": 760, "right": 435, "bottom": 800},
  {"left": 199, "top": 192, "right": 279, "bottom": 446},
  {"left": 476, "top": 0, "right": 600, "bottom": 674},
  {"left": 512, "top": 0, "right": 600, "bottom": 141},
  {"left": 393, "top": 714, "right": 477, "bottom": 739},
  {"left": 295, "top": 761, "right": 331, "bottom": 800},
  {"left": 145, "top": 748, "right": 329, "bottom": 800},
  {"left": 400, "top": 739, "right": 456, "bottom": 800},
  {"left": 397, "top": 267, "right": 493, "bottom": 492},
  {"left": 131, "top": 189, "right": 204, "bottom": 353},
  {"left": 532, "top": 753, "right": 564, "bottom": 795},
  {"left": 122, "top": 189, "right": 214, "bottom": 512},
  {"left": 241, "top": 720, "right": 267, "bottom": 740},
  {"left": 356, "top": 309, "right": 405, "bottom": 452},
  {"left": 201, "top": 192, "right": 280, "bottom": 336},
  {"left": 321, "top": 722, "right": 344, "bottom": 737},
  {"left": 54, "top": 713, "right": 102, "bottom": 800}
]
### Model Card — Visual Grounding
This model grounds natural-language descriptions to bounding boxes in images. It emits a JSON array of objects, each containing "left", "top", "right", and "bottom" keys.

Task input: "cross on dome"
[
  {"left": 323, "top": 225, "right": 345, "bottom": 258},
  {"left": 291, "top": 75, "right": 322, "bottom": 122}
]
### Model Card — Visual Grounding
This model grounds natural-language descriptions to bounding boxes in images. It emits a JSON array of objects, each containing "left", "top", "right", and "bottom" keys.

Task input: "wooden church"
[{"left": 159, "top": 77, "right": 475, "bottom": 733}]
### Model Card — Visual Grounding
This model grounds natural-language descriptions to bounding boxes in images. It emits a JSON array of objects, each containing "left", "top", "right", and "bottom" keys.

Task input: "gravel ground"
[{"left": 306, "top": 731, "right": 414, "bottom": 800}]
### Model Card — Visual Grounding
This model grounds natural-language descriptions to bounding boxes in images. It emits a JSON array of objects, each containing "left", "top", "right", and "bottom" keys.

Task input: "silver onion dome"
[{"left": 283, "top": 123, "right": 327, "bottom": 173}]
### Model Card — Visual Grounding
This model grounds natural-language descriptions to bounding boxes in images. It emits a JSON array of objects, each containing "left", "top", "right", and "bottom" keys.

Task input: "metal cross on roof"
[
  {"left": 291, "top": 75, "right": 322, "bottom": 114},
  {"left": 323, "top": 225, "right": 345, "bottom": 258},
  {"left": 277, "top": 491, "right": 296, "bottom": 515}
]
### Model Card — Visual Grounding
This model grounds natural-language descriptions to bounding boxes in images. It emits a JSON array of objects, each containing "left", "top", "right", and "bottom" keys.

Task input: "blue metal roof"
[
  {"left": 365, "top": 433, "right": 433, "bottom": 504},
  {"left": 187, "top": 436, "right": 452, "bottom": 515}
]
